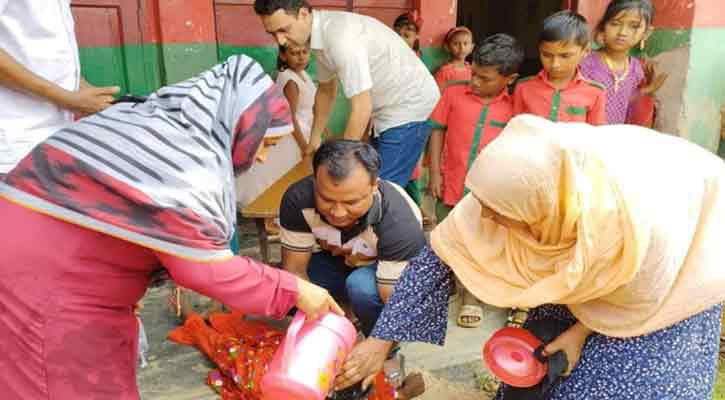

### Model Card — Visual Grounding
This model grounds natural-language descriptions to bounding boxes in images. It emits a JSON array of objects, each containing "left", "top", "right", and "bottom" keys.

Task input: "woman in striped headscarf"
[{"left": 0, "top": 55, "right": 342, "bottom": 399}]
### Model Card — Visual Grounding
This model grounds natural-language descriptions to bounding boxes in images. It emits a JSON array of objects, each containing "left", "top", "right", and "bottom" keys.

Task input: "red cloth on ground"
[
  {"left": 169, "top": 312, "right": 283, "bottom": 400},
  {"left": 169, "top": 312, "right": 396, "bottom": 400}
]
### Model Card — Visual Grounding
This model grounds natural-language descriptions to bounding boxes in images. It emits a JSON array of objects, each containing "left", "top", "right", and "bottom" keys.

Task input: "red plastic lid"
[{"left": 483, "top": 327, "right": 548, "bottom": 388}]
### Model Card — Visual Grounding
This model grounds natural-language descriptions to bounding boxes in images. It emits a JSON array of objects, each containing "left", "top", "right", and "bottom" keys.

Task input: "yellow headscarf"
[{"left": 432, "top": 115, "right": 725, "bottom": 337}]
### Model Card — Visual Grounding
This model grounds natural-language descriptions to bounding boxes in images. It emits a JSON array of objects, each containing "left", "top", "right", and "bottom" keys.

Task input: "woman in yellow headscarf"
[{"left": 337, "top": 114, "right": 725, "bottom": 399}]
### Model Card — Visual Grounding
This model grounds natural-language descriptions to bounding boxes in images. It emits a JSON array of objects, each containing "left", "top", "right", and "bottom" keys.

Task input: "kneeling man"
[{"left": 279, "top": 140, "right": 426, "bottom": 335}]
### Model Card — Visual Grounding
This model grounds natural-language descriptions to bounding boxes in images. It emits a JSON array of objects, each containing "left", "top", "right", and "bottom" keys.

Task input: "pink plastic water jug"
[{"left": 261, "top": 311, "right": 357, "bottom": 400}]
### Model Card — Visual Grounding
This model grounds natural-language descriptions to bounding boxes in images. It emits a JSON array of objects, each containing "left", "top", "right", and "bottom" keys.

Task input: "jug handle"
[{"left": 282, "top": 311, "right": 306, "bottom": 370}]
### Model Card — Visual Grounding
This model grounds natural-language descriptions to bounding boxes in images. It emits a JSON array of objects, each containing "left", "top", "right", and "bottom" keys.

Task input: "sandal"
[
  {"left": 507, "top": 308, "right": 529, "bottom": 328},
  {"left": 457, "top": 304, "right": 484, "bottom": 328}
]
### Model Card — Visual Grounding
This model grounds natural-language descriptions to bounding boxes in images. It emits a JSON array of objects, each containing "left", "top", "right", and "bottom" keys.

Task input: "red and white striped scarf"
[{"left": 0, "top": 55, "right": 292, "bottom": 261}]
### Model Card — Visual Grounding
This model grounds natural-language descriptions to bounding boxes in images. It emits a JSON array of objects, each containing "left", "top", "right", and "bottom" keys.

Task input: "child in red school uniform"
[
  {"left": 435, "top": 26, "right": 475, "bottom": 91},
  {"left": 393, "top": 11, "right": 431, "bottom": 223},
  {"left": 428, "top": 34, "right": 524, "bottom": 328},
  {"left": 513, "top": 11, "right": 607, "bottom": 125}
]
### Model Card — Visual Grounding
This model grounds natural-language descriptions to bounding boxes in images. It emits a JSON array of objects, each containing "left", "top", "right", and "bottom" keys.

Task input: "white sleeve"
[
  {"left": 314, "top": 53, "right": 336, "bottom": 84},
  {"left": 324, "top": 32, "right": 373, "bottom": 98},
  {"left": 0, "top": 0, "right": 9, "bottom": 14}
]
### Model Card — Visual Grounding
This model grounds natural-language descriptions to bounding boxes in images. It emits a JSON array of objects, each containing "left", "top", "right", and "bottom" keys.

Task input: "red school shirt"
[
  {"left": 513, "top": 69, "right": 607, "bottom": 125},
  {"left": 429, "top": 85, "right": 513, "bottom": 206},
  {"left": 434, "top": 63, "right": 473, "bottom": 91}
]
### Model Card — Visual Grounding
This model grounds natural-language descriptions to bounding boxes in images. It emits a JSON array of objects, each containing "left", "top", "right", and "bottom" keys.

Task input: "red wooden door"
[
  {"left": 354, "top": 0, "right": 413, "bottom": 27},
  {"left": 71, "top": 0, "right": 163, "bottom": 95}
]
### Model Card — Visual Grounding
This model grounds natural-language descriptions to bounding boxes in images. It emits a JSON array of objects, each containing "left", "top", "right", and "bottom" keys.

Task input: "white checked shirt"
[
  {"left": 310, "top": 10, "right": 439, "bottom": 133},
  {"left": 0, "top": 0, "right": 80, "bottom": 173}
]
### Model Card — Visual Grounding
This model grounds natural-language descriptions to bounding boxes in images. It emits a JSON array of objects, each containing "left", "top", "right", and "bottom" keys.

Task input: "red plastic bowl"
[{"left": 483, "top": 327, "right": 548, "bottom": 388}]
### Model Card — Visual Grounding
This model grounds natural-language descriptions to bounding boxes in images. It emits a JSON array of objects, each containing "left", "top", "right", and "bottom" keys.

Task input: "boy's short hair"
[
  {"left": 472, "top": 34, "right": 524, "bottom": 76},
  {"left": 539, "top": 10, "right": 590, "bottom": 47}
]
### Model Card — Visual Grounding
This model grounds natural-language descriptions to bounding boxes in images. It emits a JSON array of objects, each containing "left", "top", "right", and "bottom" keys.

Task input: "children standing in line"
[
  {"left": 235, "top": 43, "right": 317, "bottom": 209},
  {"left": 428, "top": 34, "right": 524, "bottom": 328},
  {"left": 435, "top": 27, "right": 475, "bottom": 90},
  {"left": 580, "top": 0, "right": 667, "bottom": 126},
  {"left": 393, "top": 12, "right": 432, "bottom": 223},
  {"left": 513, "top": 11, "right": 607, "bottom": 125}
]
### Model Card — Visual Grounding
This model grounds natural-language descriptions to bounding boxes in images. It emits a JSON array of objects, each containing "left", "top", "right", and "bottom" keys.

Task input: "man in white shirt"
[
  {"left": 255, "top": 0, "right": 439, "bottom": 188},
  {"left": 0, "top": 0, "right": 120, "bottom": 175}
]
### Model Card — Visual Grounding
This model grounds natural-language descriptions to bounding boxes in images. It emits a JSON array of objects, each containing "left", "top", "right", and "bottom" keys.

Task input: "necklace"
[{"left": 600, "top": 53, "right": 630, "bottom": 91}]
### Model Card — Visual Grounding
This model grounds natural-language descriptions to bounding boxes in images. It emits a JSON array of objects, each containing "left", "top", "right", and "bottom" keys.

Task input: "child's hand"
[
  {"left": 428, "top": 170, "right": 442, "bottom": 199},
  {"left": 641, "top": 60, "right": 668, "bottom": 96},
  {"left": 294, "top": 135, "right": 308, "bottom": 157},
  {"left": 305, "top": 134, "right": 322, "bottom": 157}
]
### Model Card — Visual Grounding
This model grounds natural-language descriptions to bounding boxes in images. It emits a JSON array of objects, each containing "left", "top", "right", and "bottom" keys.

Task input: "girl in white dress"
[{"left": 235, "top": 43, "right": 317, "bottom": 209}]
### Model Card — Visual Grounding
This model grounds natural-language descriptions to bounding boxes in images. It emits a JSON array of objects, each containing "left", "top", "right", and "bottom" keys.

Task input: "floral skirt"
[{"left": 496, "top": 304, "right": 723, "bottom": 400}]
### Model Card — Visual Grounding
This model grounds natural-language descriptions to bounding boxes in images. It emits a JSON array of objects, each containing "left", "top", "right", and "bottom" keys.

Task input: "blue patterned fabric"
[
  {"left": 496, "top": 304, "right": 723, "bottom": 400},
  {"left": 370, "top": 245, "right": 453, "bottom": 345},
  {"left": 371, "top": 245, "right": 722, "bottom": 399}
]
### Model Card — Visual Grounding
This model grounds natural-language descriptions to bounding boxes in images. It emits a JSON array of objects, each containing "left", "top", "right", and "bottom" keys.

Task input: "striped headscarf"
[{"left": 0, "top": 55, "right": 292, "bottom": 261}]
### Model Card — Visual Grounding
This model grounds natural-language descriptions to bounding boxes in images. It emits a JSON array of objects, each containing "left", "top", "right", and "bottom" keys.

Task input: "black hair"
[
  {"left": 277, "top": 45, "right": 289, "bottom": 71},
  {"left": 393, "top": 13, "right": 418, "bottom": 32},
  {"left": 313, "top": 139, "right": 381, "bottom": 183},
  {"left": 276, "top": 44, "right": 309, "bottom": 71},
  {"left": 393, "top": 13, "right": 421, "bottom": 52},
  {"left": 253, "top": 0, "right": 310, "bottom": 16},
  {"left": 472, "top": 33, "right": 524, "bottom": 76},
  {"left": 539, "top": 10, "right": 590, "bottom": 47},
  {"left": 596, "top": 0, "right": 655, "bottom": 33}
]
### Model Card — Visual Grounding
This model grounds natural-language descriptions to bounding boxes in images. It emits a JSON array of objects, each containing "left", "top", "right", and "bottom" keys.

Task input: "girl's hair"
[
  {"left": 393, "top": 13, "right": 421, "bottom": 52},
  {"left": 444, "top": 26, "right": 473, "bottom": 45},
  {"left": 276, "top": 44, "right": 308, "bottom": 71},
  {"left": 596, "top": 0, "right": 655, "bottom": 33},
  {"left": 277, "top": 45, "right": 290, "bottom": 71}
]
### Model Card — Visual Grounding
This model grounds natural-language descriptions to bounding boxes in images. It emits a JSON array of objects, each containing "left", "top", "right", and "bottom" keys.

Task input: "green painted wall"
[
  {"left": 421, "top": 47, "right": 450, "bottom": 75},
  {"left": 79, "top": 42, "right": 446, "bottom": 137},
  {"left": 79, "top": 44, "right": 163, "bottom": 96},
  {"left": 681, "top": 27, "right": 725, "bottom": 152},
  {"left": 162, "top": 43, "right": 219, "bottom": 84},
  {"left": 641, "top": 29, "right": 691, "bottom": 58},
  {"left": 216, "top": 45, "right": 446, "bottom": 136}
]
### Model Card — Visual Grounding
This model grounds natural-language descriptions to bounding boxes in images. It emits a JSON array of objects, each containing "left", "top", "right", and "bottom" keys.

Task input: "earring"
[{"left": 640, "top": 38, "right": 647, "bottom": 51}]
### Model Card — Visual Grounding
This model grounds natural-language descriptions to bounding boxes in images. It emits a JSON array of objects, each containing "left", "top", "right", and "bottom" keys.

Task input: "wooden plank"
[{"left": 240, "top": 159, "right": 313, "bottom": 218}]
